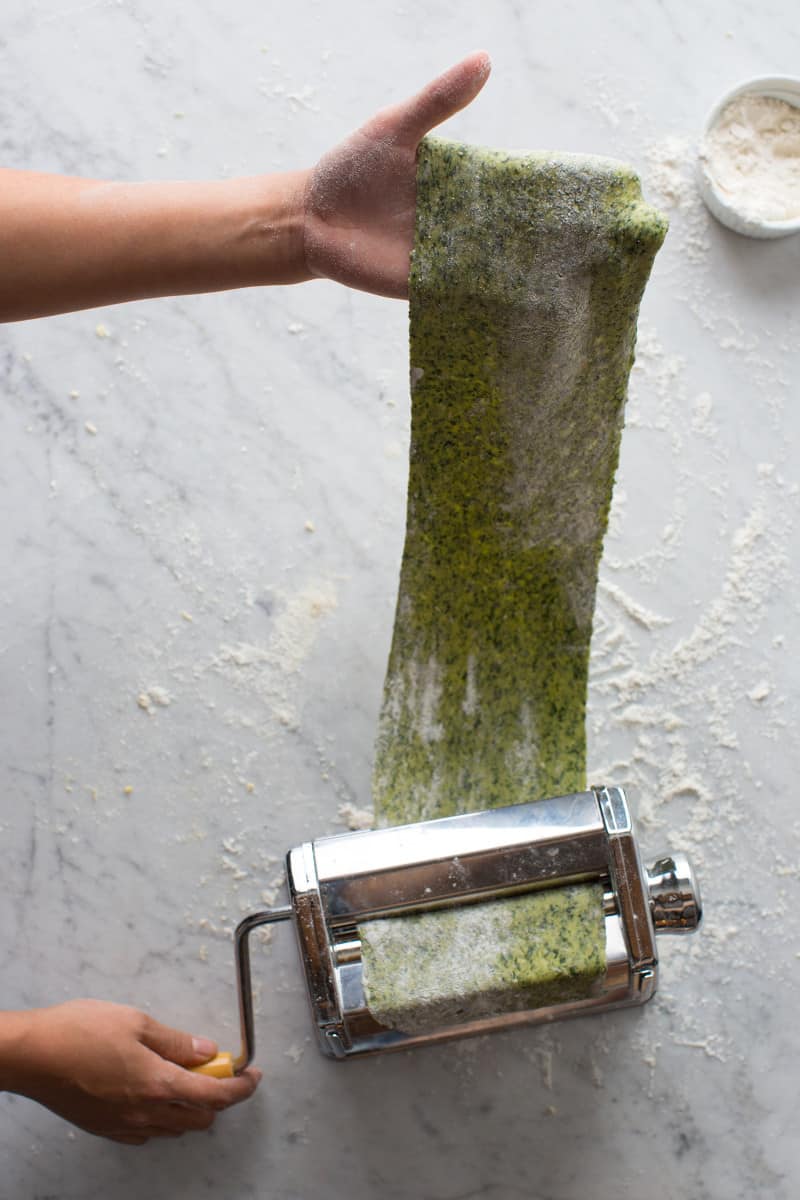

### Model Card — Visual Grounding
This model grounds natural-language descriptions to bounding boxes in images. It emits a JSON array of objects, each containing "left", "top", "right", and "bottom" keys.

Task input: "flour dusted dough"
[{"left": 361, "top": 138, "right": 666, "bottom": 1033}]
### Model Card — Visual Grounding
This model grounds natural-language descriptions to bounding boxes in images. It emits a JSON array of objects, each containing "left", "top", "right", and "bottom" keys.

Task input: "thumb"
[
  {"left": 139, "top": 1015, "right": 218, "bottom": 1067},
  {"left": 364, "top": 50, "right": 492, "bottom": 148}
]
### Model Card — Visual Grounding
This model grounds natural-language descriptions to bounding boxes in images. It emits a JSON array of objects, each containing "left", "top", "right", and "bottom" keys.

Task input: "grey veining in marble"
[{"left": 1, "top": 1, "right": 798, "bottom": 1198}]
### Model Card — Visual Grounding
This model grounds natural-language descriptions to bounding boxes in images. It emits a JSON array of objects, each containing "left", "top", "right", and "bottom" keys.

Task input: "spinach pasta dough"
[{"left": 360, "top": 138, "right": 667, "bottom": 1034}]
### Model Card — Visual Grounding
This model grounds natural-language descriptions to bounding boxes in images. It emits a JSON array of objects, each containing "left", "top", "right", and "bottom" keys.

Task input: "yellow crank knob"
[{"left": 192, "top": 1051, "right": 235, "bottom": 1078}]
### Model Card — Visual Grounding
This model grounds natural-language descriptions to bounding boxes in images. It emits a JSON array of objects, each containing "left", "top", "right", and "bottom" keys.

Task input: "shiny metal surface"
[
  {"left": 647, "top": 852, "right": 703, "bottom": 931},
  {"left": 287, "top": 844, "right": 340, "bottom": 1028},
  {"left": 312, "top": 791, "right": 607, "bottom": 923},
  {"left": 226, "top": 785, "right": 702, "bottom": 1063},
  {"left": 230, "top": 905, "right": 293, "bottom": 1073},
  {"left": 595, "top": 785, "right": 657, "bottom": 972}
]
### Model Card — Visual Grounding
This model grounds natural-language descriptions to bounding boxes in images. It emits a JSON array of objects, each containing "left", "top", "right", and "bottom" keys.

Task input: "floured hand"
[{"left": 303, "top": 51, "right": 491, "bottom": 299}]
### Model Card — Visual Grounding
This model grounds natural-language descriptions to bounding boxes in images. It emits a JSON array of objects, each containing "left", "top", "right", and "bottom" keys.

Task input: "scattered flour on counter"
[
  {"left": 284, "top": 85, "right": 318, "bottom": 112},
  {"left": 644, "top": 135, "right": 711, "bottom": 263},
  {"left": 531, "top": 1039, "right": 554, "bottom": 1091},
  {"left": 220, "top": 855, "right": 248, "bottom": 881},
  {"left": 586, "top": 75, "right": 644, "bottom": 135},
  {"left": 136, "top": 686, "right": 172, "bottom": 715},
  {"left": 673, "top": 1035, "right": 729, "bottom": 1063},
  {"left": 599, "top": 580, "right": 673, "bottom": 630},
  {"left": 618, "top": 704, "right": 683, "bottom": 731},
  {"left": 587, "top": 296, "right": 797, "bottom": 1073},
  {"left": 691, "top": 392, "right": 717, "bottom": 438},
  {"left": 211, "top": 579, "right": 338, "bottom": 728},
  {"left": 337, "top": 801, "right": 374, "bottom": 831},
  {"left": 645, "top": 134, "right": 695, "bottom": 206},
  {"left": 748, "top": 680, "right": 771, "bottom": 702}
]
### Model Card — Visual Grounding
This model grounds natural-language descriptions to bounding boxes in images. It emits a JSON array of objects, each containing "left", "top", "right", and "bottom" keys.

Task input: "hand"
[
  {"left": 10, "top": 1000, "right": 260, "bottom": 1145},
  {"left": 0, "top": 52, "right": 489, "bottom": 321},
  {"left": 304, "top": 50, "right": 491, "bottom": 299}
]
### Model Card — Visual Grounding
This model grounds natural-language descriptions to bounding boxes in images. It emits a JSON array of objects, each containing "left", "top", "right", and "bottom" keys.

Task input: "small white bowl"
[{"left": 696, "top": 75, "right": 800, "bottom": 239}]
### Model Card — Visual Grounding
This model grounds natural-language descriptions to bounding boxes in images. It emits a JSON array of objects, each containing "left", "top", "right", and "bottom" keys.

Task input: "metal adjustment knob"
[{"left": 646, "top": 853, "right": 703, "bottom": 933}]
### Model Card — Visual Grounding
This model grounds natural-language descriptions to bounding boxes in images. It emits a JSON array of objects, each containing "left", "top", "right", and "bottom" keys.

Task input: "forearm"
[
  {"left": 0, "top": 1010, "right": 33, "bottom": 1094},
  {"left": 0, "top": 169, "right": 313, "bottom": 322}
]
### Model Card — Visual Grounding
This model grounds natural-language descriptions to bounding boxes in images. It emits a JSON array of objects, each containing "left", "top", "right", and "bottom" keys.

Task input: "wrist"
[
  {"left": 0, "top": 1009, "right": 37, "bottom": 1095},
  {"left": 227, "top": 168, "right": 313, "bottom": 289}
]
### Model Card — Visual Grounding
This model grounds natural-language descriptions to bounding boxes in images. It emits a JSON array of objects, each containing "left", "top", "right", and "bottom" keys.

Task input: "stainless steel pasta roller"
[{"left": 195, "top": 785, "right": 701, "bottom": 1075}]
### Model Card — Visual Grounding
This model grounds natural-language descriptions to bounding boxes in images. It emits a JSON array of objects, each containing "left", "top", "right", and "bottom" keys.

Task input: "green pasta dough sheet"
[
  {"left": 361, "top": 138, "right": 667, "bottom": 1033},
  {"left": 361, "top": 885, "right": 607, "bottom": 1036}
]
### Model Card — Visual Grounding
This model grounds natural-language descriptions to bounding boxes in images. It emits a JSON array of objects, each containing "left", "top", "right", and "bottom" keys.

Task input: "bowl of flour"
[{"left": 697, "top": 76, "right": 800, "bottom": 238}]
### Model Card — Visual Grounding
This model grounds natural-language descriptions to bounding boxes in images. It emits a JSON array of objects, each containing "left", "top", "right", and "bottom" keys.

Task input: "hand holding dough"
[
  {"left": 303, "top": 52, "right": 492, "bottom": 299},
  {"left": 0, "top": 53, "right": 491, "bottom": 321}
]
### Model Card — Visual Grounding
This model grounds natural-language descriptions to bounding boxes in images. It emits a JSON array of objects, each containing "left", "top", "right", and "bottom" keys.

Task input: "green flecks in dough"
[
  {"left": 360, "top": 138, "right": 666, "bottom": 1033},
  {"left": 373, "top": 139, "right": 667, "bottom": 825},
  {"left": 360, "top": 884, "right": 606, "bottom": 1034}
]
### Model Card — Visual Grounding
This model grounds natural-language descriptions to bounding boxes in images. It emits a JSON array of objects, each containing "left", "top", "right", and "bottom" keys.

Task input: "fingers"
[
  {"left": 100, "top": 1072, "right": 261, "bottom": 1145},
  {"left": 139, "top": 1014, "right": 217, "bottom": 1069},
  {"left": 365, "top": 50, "right": 491, "bottom": 148},
  {"left": 103, "top": 1069, "right": 262, "bottom": 1145},
  {"left": 147, "top": 1102, "right": 217, "bottom": 1133},
  {"left": 164, "top": 1063, "right": 262, "bottom": 1110}
]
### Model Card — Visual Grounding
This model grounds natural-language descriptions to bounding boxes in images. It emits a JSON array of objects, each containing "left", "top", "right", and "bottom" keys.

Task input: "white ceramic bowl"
[{"left": 696, "top": 75, "right": 800, "bottom": 239}]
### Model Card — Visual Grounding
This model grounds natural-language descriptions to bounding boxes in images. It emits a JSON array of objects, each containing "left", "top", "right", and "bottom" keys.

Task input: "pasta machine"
[{"left": 196, "top": 785, "right": 701, "bottom": 1074}]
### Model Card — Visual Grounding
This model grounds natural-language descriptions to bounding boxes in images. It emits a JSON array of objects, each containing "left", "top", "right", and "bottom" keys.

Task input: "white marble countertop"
[{"left": 1, "top": 2, "right": 798, "bottom": 1197}]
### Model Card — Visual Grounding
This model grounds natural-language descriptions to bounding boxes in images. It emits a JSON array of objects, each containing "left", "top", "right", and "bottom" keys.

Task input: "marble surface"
[{"left": 1, "top": 1, "right": 798, "bottom": 1197}]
